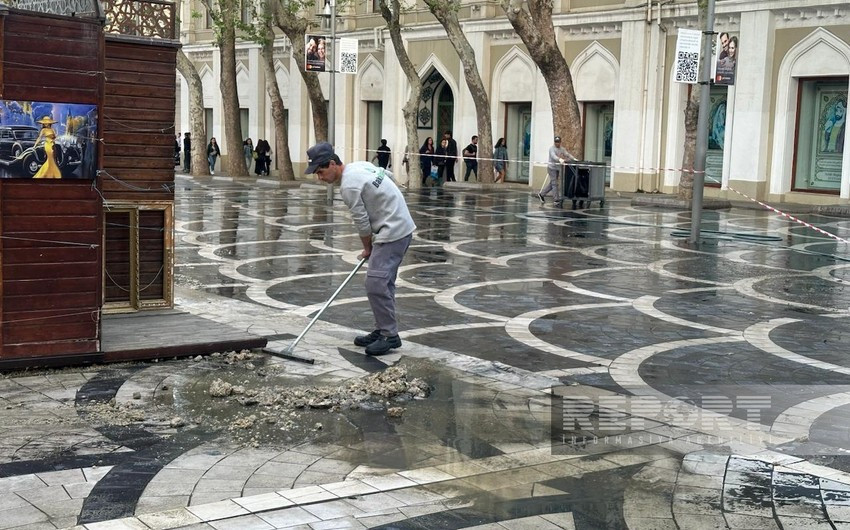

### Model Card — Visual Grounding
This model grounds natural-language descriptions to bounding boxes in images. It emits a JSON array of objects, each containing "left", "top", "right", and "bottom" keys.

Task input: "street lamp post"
[
  {"left": 322, "top": 0, "right": 336, "bottom": 202},
  {"left": 689, "top": 0, "right": 716, "bottom": 244}
]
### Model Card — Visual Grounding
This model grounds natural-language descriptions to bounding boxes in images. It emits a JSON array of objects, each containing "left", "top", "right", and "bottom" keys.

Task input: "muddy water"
[{"left": 171, "top": 355, "right": 547, "bottom": 469}]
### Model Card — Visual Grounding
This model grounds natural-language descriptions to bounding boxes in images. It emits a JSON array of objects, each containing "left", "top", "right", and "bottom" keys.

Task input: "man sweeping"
[{"left": 305, "top": 142, "right": 416, "bottom": 355}]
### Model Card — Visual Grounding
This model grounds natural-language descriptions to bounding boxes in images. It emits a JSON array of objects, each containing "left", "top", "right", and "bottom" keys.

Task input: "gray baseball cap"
[{"left": 304, "top": 142, "right": 335, "bottom": 174}]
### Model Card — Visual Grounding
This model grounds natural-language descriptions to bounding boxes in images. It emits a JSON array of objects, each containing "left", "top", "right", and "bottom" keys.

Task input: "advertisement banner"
[
  {"left": 305, "top": 35, "right": 328, "bottom": 72},
  {"left": 714, "top": 32, "right": 738, "bottom": 86}
]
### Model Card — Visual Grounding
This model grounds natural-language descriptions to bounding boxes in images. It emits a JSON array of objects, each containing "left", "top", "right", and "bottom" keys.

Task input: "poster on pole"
[
  {"left": 674, "top": 28, "right": 702, "bottom": 84},
  {"left": 714, "top": 32, "right": 738, "bottom": 86},
  {"left": 338, "top": 38, "right": 358, "bottom": 75},
  {"left": 305, "top": 35, "right": 328, "bottom": 72}
]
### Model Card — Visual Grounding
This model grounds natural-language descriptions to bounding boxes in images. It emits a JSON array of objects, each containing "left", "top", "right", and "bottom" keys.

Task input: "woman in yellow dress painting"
[{"left": 33, "top": 116, "right": 62, "bottom": 179}]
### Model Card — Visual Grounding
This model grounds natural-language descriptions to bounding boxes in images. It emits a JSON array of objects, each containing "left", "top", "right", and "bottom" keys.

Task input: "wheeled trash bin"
[{"left": 563, "top": 161, "right": 606, "bottom": 209}]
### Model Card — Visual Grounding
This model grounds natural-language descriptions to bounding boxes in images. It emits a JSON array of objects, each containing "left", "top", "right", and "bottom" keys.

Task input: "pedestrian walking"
[
  {"left": 254, "top": 139, "right": 265, "bottom": 175},
  {"left": 442, "top": 130, "right": 458, "bottom": 182},
  {"left": 372, "top": 139, "right": 391, "bottom": 169},
  {"left": 538, "top": 135, "right": 576, "bottom": 207},
  {"left": 494, "top": 137, "right": 508, "bottom": 183},
  {"left": 435, "top": 137, "right": 449, "bottom": 186},
  {"left": 182, "top": 132, "right": 191, "bottom": 172},
  {"left": 419, "top": 137, "right": 435, "bottom": 186},
  {"left": 243, "top": 138, "right": 254, "bottom": 171},
  {"left": 305, "top": 142, "right": 416, "bottom": 356},
  {"left": 462, "top": 135, "right": 478, "bottom": 182},
  {"left": 255, "top": 139, "right": 271, "bottom": 176},
  {"left": 259, "top": 139, "right": 272, "bottom": 175},
  {"left": 206, "top": 137, "right": 221, "bottom": 175}
]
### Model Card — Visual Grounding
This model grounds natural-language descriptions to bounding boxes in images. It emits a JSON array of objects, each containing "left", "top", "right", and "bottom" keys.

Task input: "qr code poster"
[
  {"left": 674, "top": 28, "right": 702, "bottom": 84},
  {"left": 338, "top": 38, "right": 358, "bottom": 75}
]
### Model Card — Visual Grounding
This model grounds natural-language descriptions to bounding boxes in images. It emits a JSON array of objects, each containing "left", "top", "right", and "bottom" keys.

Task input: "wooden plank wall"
[
  {"left": 100, "top": 38, "right": 177, "bottom": 305},
  {"left": 101, "top": 38, "right": 177, "bottom": 202},
  {"left": 0, "top": 10, "right": 103, "bottom": 363}
]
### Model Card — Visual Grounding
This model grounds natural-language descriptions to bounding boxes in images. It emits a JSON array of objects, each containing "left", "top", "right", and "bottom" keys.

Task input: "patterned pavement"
[{"left": 2, "top": 174, "right": 850, "bottom": 529}]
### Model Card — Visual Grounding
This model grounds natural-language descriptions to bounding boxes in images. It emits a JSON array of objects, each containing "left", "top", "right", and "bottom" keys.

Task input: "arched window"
[{"left": 437, "top": 84, "right": 454, "bottom": 137}]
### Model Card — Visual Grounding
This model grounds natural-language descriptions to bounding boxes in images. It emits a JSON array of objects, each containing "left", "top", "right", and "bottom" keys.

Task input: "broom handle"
[{"left": 285, "top": 258, "right": 367, "bottom": 353}]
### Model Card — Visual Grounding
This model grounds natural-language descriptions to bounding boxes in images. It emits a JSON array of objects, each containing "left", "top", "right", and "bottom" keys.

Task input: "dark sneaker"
[
  {"left": 554, "top": 200, "right": 563, "bottom": 208},
  {"left": 537, "top": 193, "right": 545, "bottom": 204},
  {"left": 354, "top": 330, "right": 382, "bottom": 347},
  {"left": 365, "top": 334, "right": 402, "bottom": 355}
]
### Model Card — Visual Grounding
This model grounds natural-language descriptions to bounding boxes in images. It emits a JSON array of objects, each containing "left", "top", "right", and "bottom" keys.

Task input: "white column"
[
  {"left": 246, "top": 45, "right": 259, "bottom": 143},
  {"left": 531, "top": 60, "right": 553, "bottom": 186},
  {"left": 459, "top": 30, "right": 488, "bottom": 151},
  {"left": 289, "top": 52, "right": 308, "bottom": 167},
  {"left": 612, "top": 20, "right": 649, "bottom": 191},
  {"left": 212, "top": 48, "right": 222, "bottom": 149},
  {"left": 642, "top": 17, "right": 668, "bottom": 192},
  {"left": 383, "top": 37, "right": 403, "bottom": 178},
  {"left": 727, "top": 11, "right": 774, "bottom": 195}
]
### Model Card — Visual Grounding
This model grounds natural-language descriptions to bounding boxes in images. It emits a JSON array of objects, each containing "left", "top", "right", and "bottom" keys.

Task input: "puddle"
[{"left": 166, "top": 354, "right": 543, "bottom": 469}]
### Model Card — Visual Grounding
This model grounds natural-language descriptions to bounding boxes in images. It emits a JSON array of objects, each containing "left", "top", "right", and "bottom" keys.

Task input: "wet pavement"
[{"left": 2, "top": 174, "right": 850, "bottom": 529}]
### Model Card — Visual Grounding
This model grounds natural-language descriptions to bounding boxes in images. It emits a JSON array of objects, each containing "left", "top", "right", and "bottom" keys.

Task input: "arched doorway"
[{"left": 418, "top": 68, "right": 454, "bottom": 143}]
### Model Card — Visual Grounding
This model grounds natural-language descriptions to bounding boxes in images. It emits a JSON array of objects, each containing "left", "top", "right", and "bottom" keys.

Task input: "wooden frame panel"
[{"left": 102, "top": 201, "right": 173, "bottom": 313}]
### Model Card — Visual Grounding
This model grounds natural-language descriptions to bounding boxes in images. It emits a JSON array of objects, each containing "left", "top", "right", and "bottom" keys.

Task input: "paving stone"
[
  {"left": 775, "top": 516, "right": 834, "bottom": 529},
  {"left": 225, "top": 493, "right": 288, "bottom": 514},
  {"left": 7, "top": 182, "right": 850, "bottom": 530},
  {"left": 278, "top": 485, "right": 337, "bottom": 504},
  {"left": 0, "top": 476, "right": 45, "bottom": 494},
  {"left": 137, "top": 508, "right": 203, "bottom": 529},
  {"left": 302, "top": 516, "right": 366, "bottom": 529},
  {"left": 673, "top": 513, "right": 730, "bottom": 529},
  {"left": 723, "top": 512, "right": 781, "bottom": 529},
  {"left": 207, "top": 513, "right": 275, "bottom": 530},
  {"left": 83, "top": 517, "right": 151, "bottom": 529},
  {"left": 256, "top": 506, "right": 320, "bottom": 527},
  {"left": 186, "top": 500, "right": 248, "bottom": 521},
  {"left": 135, "top": 495, "right": 192, "bottom": 515}
]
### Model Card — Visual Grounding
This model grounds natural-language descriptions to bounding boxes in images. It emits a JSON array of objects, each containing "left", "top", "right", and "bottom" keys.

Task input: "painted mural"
[{"left": 0, "top": 100, "right": 98, "bottom": 179}]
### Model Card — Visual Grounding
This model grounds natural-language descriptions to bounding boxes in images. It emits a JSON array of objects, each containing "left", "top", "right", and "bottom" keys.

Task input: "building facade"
[{"left": 177, "top": 0, "right": 850, "bottom": 206}]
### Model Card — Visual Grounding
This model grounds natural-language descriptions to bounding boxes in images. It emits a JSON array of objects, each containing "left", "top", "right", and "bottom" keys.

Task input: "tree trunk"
[
  {"left": 176, "top": 49, "right": 207, "bottom": 177},
  {"left": 218, "top": 0, "right": 247, "bottom": 177},
  {"left": 502, "top": 0, "right": 583, "bottom": 160},
  {"left": 426, "top": 0, "right": 493, "bottom": 182},
  {"left": 379, "top": 0, "right": 422, "bottom": 188},
  {"left": 678, "top": 0, "right": 709, "bottom": 201},
  {"left": 679, "top": 85, "right": 699, "bottom": 200},
  {"left": 271, "top": 4, "right": 329, "bottom": 142},
  {"left": 261, "top": 30, "right": 295, "bottom": 181}
]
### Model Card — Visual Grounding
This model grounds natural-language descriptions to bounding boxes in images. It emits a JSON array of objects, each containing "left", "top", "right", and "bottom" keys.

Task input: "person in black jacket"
[
  {"left": 435, "top": 138, "right": 449, "bottom": 186},
  {"left": 442, "top": 130, "right": 458, "bottom": 182},
  {"left": 255, "top": 139, "right": 271, "bottom": 175},
  {"left": 372, "top": 139, "right": 391, "bottom": 169},
  {"left": 182, "top": 132, "right": 191, "bottom": 172},
  {"left": 462, "top": 135, "right": 478, "bottom": 182},
  {"left": 419, "top": 136, "right": 434, "bottom": 186}
]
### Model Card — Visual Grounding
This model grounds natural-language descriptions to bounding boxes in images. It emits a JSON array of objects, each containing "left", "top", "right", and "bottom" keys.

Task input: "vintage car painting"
[{"left": 0, "top": 100, "right": 97, "bottom": 179}]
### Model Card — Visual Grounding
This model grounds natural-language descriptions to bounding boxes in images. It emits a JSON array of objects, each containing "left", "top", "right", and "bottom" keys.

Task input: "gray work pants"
[
  {"left": 365, "top": 233, "right": 412, "bottom": 336},
  {"left": 541, "top": 167, "right": 561, "bottom": 200}
]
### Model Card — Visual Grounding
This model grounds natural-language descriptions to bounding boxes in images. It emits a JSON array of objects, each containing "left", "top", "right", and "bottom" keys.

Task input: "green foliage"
[{"left": 423, "top": 0, "right": 461, "bottom": 16}]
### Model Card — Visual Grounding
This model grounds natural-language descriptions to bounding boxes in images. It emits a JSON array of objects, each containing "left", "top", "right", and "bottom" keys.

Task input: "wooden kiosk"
[{"left": 0, "top": 0, "right": 179, "bottom": 368}]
